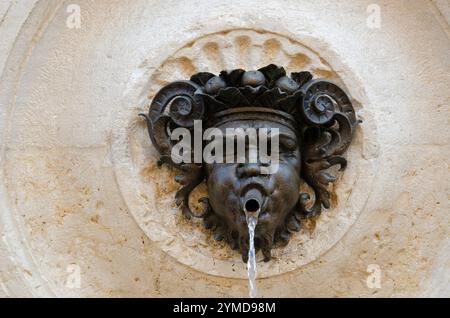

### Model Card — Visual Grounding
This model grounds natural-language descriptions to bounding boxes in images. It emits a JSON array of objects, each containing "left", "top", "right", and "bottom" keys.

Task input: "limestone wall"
[{"left": 0, "top": 0, "right": 449, "bottom": 297}]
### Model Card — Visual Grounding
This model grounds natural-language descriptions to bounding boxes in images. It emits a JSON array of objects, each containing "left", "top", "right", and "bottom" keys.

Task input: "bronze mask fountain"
[{"left": 140, "top": 64, "right": 359, "bottom": 262}]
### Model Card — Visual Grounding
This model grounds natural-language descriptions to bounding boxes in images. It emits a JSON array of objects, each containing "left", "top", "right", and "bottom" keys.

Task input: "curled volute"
[
  {"left": 140, "top": 80, "right": 207, "bottom": 219},
  {"left": 296, "top": 80, "right": 360, "bottom": 218}
]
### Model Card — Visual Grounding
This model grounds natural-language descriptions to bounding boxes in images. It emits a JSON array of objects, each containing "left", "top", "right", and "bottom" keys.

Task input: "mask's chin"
[
  {"left": 210, "top": 187, "right": 294, "bottom": 262},
  {"left": 225, "top": 196, "right": 275, "bottom": 262},
  {"left": 235, "top": 222, "right": 276, "bottom": 263}
]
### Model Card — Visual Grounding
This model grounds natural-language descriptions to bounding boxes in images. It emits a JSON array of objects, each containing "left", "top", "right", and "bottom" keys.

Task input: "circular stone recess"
[{"left": 111, "top": 29, "right": 379, "bottom": 278}]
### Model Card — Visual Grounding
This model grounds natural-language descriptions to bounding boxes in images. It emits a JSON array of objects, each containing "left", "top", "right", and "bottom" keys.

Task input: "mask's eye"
[{"left": 280, "top": 135, "right": 297, "bottom": 151}]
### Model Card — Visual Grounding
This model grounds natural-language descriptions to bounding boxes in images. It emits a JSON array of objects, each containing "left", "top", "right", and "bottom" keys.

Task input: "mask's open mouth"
[
  {"left": 242, "top": 188, "right": 263, "bottom": 219},
  {"left": 244, "top": 199, "right": 260, "bottom": 214}
]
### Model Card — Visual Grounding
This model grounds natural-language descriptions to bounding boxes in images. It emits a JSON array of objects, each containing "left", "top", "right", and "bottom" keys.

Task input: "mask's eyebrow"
[
  {"left": 266, "top": 131, "right": 297, "bottom": 145},
  {"left": 279, "top": 133, "right": 296, "bottom": 142},
  {"left": 262, "top": 131, "right": 298, "bottom": 152}
]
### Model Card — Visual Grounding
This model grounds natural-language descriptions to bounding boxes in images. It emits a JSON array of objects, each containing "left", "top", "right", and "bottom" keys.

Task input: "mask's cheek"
[
  {"left": 205, "top": 164, "right": 241, "bottom": 220},
  {"left": 278, "top": 150, "right": 302, "bottom": 174},
  {"left": 263, "top": 165, "right": 301, "bottom": 223}
]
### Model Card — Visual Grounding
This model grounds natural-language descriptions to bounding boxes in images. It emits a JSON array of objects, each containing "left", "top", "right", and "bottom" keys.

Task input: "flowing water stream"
[{"left": 246, "top": 214, "right": 258, "bottom": 298}]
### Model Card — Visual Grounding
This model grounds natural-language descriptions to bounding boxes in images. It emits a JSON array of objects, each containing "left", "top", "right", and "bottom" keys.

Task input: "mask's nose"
[{"left": 236, "top": 163, "right": 270, "bottom": 178}]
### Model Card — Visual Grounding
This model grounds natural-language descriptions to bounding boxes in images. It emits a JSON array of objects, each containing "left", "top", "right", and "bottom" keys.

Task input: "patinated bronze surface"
[{"left": 140, "top": 64, "right": 359, "bottom": 262}]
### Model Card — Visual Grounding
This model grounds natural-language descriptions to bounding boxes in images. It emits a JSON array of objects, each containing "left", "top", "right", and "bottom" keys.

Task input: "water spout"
[
  {"left": 243, "top": 188, "right": 262, "bottom": 298},
  {"left": 243, "top": 188, "right": 262, "bottom": 218},
  {"left": 246, "top": 214, "right": 258, "bottom": 298}
]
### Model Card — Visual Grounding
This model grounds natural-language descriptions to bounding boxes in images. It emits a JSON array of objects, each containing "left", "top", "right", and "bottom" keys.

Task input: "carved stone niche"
[{"left": 140, "top": 64, "right": 359, "bottom": 262}]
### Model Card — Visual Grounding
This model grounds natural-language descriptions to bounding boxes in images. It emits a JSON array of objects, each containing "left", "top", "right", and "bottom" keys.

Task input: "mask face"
[{"left": 204, "top": 120, "right": 302, "bottom": 261}]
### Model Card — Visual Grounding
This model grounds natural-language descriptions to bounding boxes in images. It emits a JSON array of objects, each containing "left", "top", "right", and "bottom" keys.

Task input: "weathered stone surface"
[{"left": 0, "top": 0, "right": 449, "bottom": 297}]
